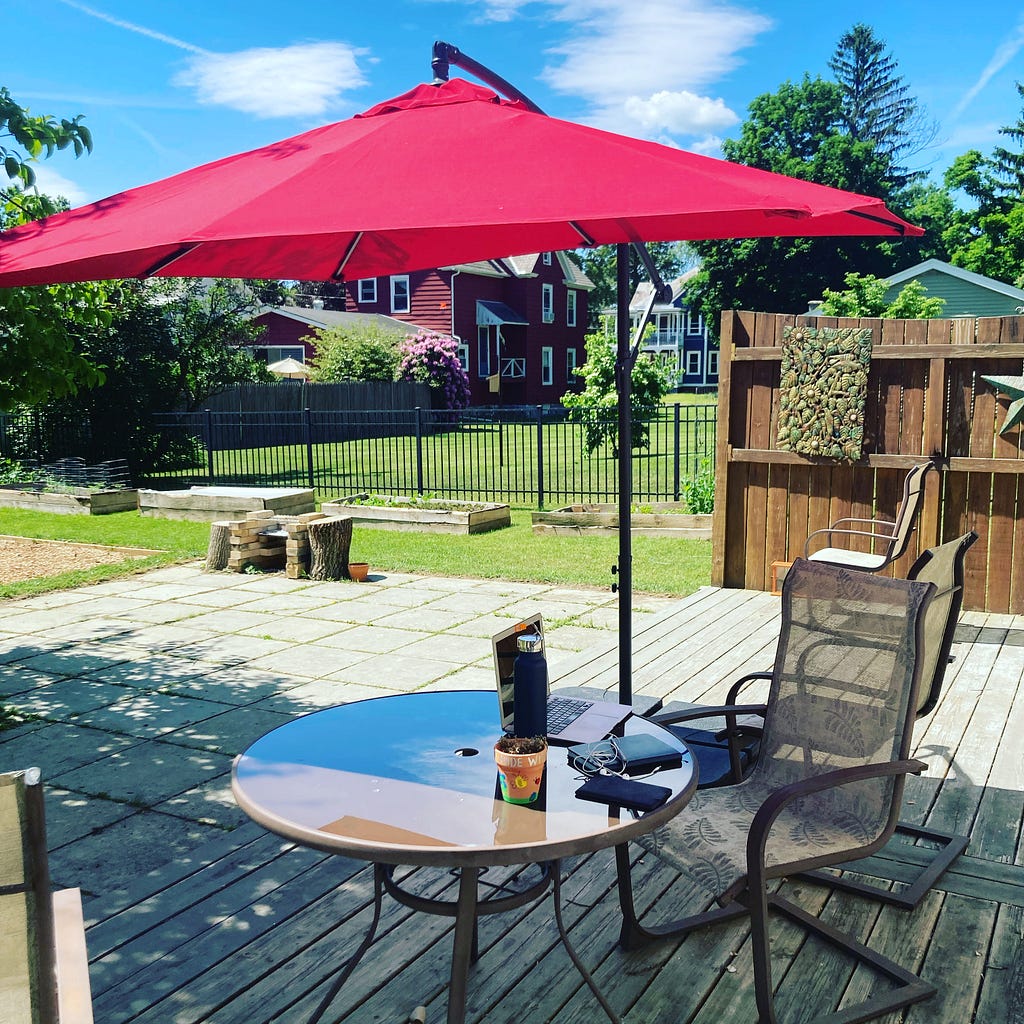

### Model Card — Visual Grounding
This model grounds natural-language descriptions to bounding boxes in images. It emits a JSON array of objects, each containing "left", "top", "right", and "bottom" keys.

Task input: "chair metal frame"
[
  {"left": 1, "top": 767, "right": 93, "bottom": 1024},
  {"left": 799, "top": 530, "right": 979, "bottom": 909},
  {"left": 617, "top": 560, "right": 938, "bottom": 1024},
  {"left": 804, "top": 461, "right": 934, "bottom": 572}
]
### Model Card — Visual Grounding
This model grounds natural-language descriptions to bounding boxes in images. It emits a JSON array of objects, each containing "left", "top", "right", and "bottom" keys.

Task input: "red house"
[{"left": 343, "top": 252, "right": 593, "bottom": 406}]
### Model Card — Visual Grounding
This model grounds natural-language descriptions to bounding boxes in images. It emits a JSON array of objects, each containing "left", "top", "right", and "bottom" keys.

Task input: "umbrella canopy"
[
  {"left": 266, "top": 357, "right": 311, "bottom": 379},
  {"left": 0, "top": 78, "right": 920, "bottom": 288}
]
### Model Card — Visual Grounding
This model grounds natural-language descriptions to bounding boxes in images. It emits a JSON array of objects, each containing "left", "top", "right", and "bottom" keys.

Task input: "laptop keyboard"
[{"left": 547, "top": 697, "right": 589, "bottom": 734}]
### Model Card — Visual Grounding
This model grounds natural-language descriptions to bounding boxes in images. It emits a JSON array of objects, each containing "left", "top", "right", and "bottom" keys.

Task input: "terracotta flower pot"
[
  {"left": 493, "top": 738, "right": 548, "bottom": 805},
  {"left": 347, "top": 562, "right": 369, "bottom": 582}
]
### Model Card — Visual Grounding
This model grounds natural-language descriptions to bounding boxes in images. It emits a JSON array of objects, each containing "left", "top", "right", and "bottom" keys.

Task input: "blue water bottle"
[{"left": 513, "top": 632, "right": 548, "bottom": 738}]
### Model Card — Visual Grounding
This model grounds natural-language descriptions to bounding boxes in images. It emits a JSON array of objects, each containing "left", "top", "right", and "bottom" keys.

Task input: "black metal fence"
[{"left": 139, "top": 404, "right": 717, "bottom": 509}]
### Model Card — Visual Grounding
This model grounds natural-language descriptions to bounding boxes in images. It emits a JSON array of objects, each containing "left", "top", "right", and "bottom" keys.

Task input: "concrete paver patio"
[{"left": 0, "top": 561, "right": 678, "bottom": 900}]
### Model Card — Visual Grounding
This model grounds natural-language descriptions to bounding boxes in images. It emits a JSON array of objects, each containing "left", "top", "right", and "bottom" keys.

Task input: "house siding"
[
  {"left": 881, "top": 261, "right": 1024, "bottom": 318},
  {"left": 344, "top": 256, "right": 590, "bottom": 406},
  {"left": 250, "top": 314, "right": 317, "bottom": 361}
]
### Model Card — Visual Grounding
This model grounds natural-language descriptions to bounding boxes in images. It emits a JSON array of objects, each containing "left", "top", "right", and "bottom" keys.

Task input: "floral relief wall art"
[{"left": 776, "top": 325, "right": 874, "bottom": 462}]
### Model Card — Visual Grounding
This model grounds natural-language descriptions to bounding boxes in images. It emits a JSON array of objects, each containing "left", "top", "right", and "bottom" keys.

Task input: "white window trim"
[
  {"left": 566, "top": 290, "right": 577, "bottom": 327},
  {"left": 542, "top": 251, "right": 552, "bottom": 265},
  {"left": 391, "top": 275, "right": 410, "bottom": 314},
  {"left": 686, "top": 350, "right": 701, "bottom": 375},
  {"left": 566, "top": 347, "right": 577, "bottom": 378},
  {"left": 542, "top": 284, "right": 554, "bottom": 324},
  {"left": 541, "top": 346, "right": 553, "bottom": 386},
  {"left": 708, "top": 350, "right": 720, "bottom": 377},
  {"left": 456, "top": 343, "right": 470, "bottom": 373},
  {"left": 477, "top": 327, "right": 493, "bottom": 378},
  {"left": 686, "top": 310, "right": 704, "bottom": 335},
  {"left": 357, "top": 279, "right": 377, "bottom": 304}
]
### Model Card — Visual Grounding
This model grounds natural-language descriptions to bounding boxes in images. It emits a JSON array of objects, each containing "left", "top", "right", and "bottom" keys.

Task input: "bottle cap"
[{"left": 516, "top": 632, "right": 544, "bottom": 654}]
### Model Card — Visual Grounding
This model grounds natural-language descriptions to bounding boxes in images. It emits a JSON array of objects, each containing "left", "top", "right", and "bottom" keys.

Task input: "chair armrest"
[
  {"left": 725, "top": 671, "right": 772, "bottom": 707},
  {"left": 651, "top": 703, "right": 768, "bottom": 728},
  {"left": 745, "top": 758, "right": 927, "bottom": 878},
  {"left": 53, "top": 888, "right": 93, "bottom": 1024},
  {"left": 804, "top": 523, "right": 899, "bottom": 557}
]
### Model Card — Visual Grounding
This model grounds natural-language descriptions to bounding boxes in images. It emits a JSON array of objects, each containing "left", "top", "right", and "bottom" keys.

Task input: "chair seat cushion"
[{"left": 808, "top": 548, "right": 889, "bottom": 571}]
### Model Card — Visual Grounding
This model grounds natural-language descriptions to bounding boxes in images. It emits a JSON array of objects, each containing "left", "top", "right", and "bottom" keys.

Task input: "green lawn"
[{"left": 0, "top": 507, "right": 711, "bottom": 598}]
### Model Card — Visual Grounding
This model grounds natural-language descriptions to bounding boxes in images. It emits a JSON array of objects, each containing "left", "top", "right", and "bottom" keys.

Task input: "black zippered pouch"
[{"left": 574, "top": 774, "right": 672, "bottom": 812}]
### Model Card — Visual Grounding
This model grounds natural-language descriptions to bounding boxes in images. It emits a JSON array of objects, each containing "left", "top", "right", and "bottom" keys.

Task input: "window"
[
  {"left": 686, "top": 310, "right": 704, "bottom": 335},
  {"left": 542, "top": 252, "right": 552, "bottom": 265},
  {"left": 708, "top": 350, "right": 720, "bottom": 378},
  {"left": 357, "top": 279, "right": 377, "bottom": 304},
  {"left": 686, "top": 351, "right": 701, "bottom": 376},
  {"left": 542, "top": 284, "right": 554, "bottom": 323},
  {"left": 478, "top": 326, "right": 495, "bottom": 377},
  {"left": 391, "top": 275, "right": 410, "bottom": 314},
  {"left": 541, "top": 347, "right": 553, "bottom": 386},
  {"left": 566, "top": 289, "right": 577, "bottom": 327},
  {"left": 256, "top": 346, "right": 306, "bottom": 364},
  {"left": 566, "top": 347, "right": 577, "bottom": 380},
  {"left": 457, "top": 343, "right": 470, "bottom": 373}
]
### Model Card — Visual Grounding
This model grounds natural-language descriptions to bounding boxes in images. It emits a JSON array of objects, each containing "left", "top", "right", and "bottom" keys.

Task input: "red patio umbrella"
[
  {"left": 0, "top": 58, "right": 922, "bottom": 705},
  {"left": 0, "top": 77, "right": 919, "bottom": 287}
]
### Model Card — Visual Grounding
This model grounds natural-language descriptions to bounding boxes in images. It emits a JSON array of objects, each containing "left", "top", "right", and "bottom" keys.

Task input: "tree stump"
[
  {"left": 206, "top": 520, "right": 233, "bottom": 571},
  {"left": 308, "top": 516, "right": 353, "bottom": 580}
]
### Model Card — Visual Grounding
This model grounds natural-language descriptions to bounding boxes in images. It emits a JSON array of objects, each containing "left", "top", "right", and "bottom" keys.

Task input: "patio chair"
[
  {"left": 1, "top": 767, "right": 93, "bottom": 1024},
  {"left": 799, "top": 530, "right": 979, "bottom": 908},
  {"left": 804, "top": 460, "right": 934, "bottom": 572},
  {"left": 616, "top": 559, "right": 937, "bottom": 1023}
]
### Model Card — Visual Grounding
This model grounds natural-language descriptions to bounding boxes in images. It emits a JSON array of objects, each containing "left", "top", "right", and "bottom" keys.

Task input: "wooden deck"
[{"left": 80, "top": 586, "right": 1024, "bottom": 1023}]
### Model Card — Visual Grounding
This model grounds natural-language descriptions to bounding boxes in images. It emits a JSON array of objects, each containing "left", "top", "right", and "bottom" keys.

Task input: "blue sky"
[{"left": 7, "top": 0, "right": 1024, "bottom": 208}]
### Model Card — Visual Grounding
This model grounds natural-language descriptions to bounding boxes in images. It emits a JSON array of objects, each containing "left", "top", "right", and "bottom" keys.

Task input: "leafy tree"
[
  {"left": 575, "top": 243, "right": 696, "bottom": 327},
  {"left": 142, "top": 278, "right": 272, "bottom": 411},
  {"left": 829, "top": 24, "right": 933, "bottom": 187},
  {"left": 943, "top": 82, "right": 1024, "bottom": 287},
  {"left": 309, "top": 322, "right": 403, "bottom": 382},
  {"left": 818, "top": 272, "right": 945, "bottom": 318},
  {"left": 0, "top": 190, "right": 110, "bottom": 407},
  {"left": 396, "top": 332, "right": 471, "bottom": 409},
  {"left": 1, "top": 87, "right": 92, "bottom": 190},
  {"left": 561, "top": 331, "right": 672, "bottom": 455}
]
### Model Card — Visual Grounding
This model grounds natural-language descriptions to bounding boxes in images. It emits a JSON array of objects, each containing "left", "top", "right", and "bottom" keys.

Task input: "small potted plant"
[{"left": 493, "top": 735, "right": 548, "bottom": 804}]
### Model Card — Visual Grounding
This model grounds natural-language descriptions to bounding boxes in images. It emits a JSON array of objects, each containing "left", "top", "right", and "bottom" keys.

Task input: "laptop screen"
[{"left": 492, "top": 613, "right": 544, "bottom": 732}]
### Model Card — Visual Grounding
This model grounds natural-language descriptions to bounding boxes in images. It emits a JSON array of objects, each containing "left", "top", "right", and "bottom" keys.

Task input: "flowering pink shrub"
[{"left": 396, "top": 332, "right": 471, "bottom": 409}]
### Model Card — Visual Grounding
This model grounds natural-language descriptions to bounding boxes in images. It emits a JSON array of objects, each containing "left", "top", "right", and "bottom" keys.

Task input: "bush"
[
  {"left": 309, "top": 322, "right": 403, "bottom": 382},
  {"left": 396, "top": 332, "right": 471, "bottom": 410},
  {"left": 682, "top": 459, "right": 715, "bottom": 513}
]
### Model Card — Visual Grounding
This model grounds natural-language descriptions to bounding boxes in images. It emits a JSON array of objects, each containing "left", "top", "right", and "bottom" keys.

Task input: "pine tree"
[{"left": 828, "top": 24, "right": 932, "bottom": 187}]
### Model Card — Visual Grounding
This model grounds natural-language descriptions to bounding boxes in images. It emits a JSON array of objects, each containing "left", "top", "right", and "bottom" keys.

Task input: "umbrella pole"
[{"left": 615, "top": 243, "right": 633, "bottom": 705}]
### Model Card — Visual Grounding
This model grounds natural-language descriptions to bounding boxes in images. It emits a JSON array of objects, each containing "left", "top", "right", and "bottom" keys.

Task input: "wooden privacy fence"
[{"left": 711, "top": 310, "right": 1024, "bottom": 612}]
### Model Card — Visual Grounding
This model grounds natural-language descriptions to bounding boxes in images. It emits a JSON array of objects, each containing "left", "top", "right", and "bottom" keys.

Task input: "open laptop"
[{"left": 491, "top": 614, "right": 634, "bottom": 745}]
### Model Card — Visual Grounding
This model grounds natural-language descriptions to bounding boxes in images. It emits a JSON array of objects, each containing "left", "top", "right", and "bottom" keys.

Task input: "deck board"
[{"left": 79, "top": 586, "right": 1024, "bottom": 1023}]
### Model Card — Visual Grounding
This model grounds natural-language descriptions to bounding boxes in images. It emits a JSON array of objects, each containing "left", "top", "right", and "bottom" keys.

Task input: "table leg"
[
  {"left": 551, "top": 861, "right": 621, "bottom": 1024},
  {"left": 447, "top": 867, "right": 479, "bottom": 1024},
  {"left": 307, "top": 863, "right": 386, "bottom": 1024}
]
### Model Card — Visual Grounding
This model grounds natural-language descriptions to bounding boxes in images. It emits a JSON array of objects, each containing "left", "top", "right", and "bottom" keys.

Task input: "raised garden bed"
[
  {"left": 321, "top": 493, "right": 511, "bottom": 534},
  {"left": 138, "top": 486, "right": 315, "bottom": 523},
  {"left": 0, "top": 486, "right": 139, "bottom": 516},
  {"left": 532, "top": 503, "right": 711, "bottom": 538}
]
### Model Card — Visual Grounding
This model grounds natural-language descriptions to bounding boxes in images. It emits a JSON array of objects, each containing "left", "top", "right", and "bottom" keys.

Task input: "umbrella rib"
[
  {"left": 847, "top": 209, "right": 909, "bottom": 235},
  {"left": 569, "top": 221, "right": 595, "bottom": 246},
  {"left": 142, "top": 243, "right": 200, "bottom": 277},
  {"left": 333, "top": 232, "right": 364, "bottom": 280}
]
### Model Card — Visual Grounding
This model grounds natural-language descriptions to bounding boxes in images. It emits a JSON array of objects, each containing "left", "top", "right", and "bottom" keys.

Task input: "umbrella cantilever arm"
[{"left": 429, "top": 39, "right": 673, "bottom": 335}]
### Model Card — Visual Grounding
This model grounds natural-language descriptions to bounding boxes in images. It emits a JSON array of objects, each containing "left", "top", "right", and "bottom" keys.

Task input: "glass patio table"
[{"left": 231, "top": 689, "right": 696, "bottom": 1024}]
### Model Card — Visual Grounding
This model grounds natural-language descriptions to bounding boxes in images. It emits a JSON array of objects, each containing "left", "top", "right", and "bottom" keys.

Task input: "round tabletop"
[{"left": 232, "top": 690, "right": 697, "bottom": 867}]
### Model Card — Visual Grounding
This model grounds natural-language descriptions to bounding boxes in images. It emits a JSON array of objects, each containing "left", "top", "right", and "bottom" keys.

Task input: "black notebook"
[{"left": 568, "top": 733, "right": 683, "bottom": 776}]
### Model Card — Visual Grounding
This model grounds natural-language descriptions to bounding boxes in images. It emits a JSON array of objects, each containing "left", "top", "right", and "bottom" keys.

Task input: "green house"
[{"left": 883, "top": 259, "right": 1024, "bottom": 317}]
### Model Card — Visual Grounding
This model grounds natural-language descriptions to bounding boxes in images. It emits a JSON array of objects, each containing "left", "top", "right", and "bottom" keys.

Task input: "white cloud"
[
  {"left": 541, "top": 0, "right": 770, "bottom": 101},
  {"left": 174, "top": 42, "right": 369, "bottom": 119},
  {"left": 621, "top": 90, "right": 739, "bottom": 135},
  {"left": 950, "top": 15, "right": 1024, "bottom": 121},
  {"left": 27, "top": 165, "right": 92, "bottom": 207}
]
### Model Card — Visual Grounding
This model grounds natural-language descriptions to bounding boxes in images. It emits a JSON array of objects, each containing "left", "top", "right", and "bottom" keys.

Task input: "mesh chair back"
[
  {"left": 907, "top": 531, "right": 978, "bottom": 718},
  {"left": 887, "top": 462, "right": 933, "bottom": 562},
  {"left": 0, "top": 769, "right": 57, "bottom": 1024},
  {"left": 755, "top": 560, "right": 933, "bottom": 847}
]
